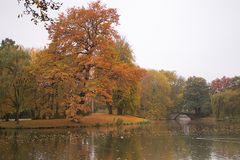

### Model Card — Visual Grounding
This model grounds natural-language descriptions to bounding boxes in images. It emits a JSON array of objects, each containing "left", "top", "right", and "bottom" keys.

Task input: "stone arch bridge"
[{"left": 170, "top": 112, "right": 199, "bottom": 120}]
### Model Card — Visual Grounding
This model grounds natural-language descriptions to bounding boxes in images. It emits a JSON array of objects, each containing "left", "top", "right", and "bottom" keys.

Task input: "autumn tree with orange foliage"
[
  {"left": 111, "top": 38, "right": 144, "bottom": 115},
  {"left": 48, "top": 1, "right": 144, "bottom": 118},
  {"left": 29, "top": 50, "right": 79, "bottom": 119}
]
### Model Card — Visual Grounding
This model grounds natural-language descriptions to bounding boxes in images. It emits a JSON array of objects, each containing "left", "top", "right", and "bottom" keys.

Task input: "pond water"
[{"left": 0, "top": 120, "right": 240, "bottom": 160}]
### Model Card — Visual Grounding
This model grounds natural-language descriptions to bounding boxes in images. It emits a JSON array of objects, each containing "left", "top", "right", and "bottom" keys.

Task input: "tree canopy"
[
  {"left": 0, "top": 38, "right": 31, "bottom": 123},
  {"left": 183, "top": 76, "right": 211, "bottom": 116},
  {"left": 211, "top": 76, "right": 240, "bottom": 120},
  {"left": 139, "top": 70, "right": 172, "bottom": 120},
  {"left": 47, "top": 1, "right": 144, "bottom": 119}
]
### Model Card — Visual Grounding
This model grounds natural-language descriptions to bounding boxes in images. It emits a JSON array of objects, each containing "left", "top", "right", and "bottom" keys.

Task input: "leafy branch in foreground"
[{"left": 17, "top": 0, "right": 62, "bottom": 25}]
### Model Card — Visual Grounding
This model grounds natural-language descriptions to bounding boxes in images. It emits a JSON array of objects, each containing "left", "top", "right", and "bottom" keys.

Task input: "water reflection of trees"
[
  {"left": 96, "top": 130, "right": 143, "bottom": 160},
  {"left": 0, "top": 122, "right": 240, "bottom": 160},
  {"left": 0, "top": 129, "right": 83, "bottom": 160}
]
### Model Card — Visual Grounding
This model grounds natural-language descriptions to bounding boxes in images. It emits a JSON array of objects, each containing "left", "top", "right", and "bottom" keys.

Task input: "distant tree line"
[{"left": 211, "top": 76, "right": 240, "bottom": 120}]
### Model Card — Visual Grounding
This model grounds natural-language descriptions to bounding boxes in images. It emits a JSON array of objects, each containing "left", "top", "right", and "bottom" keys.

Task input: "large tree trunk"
[
  {"left": 195, "top": 107, "right": 201, "bottom": 116},
  {"left": 108, "top": 105, "right": 113, "bottom": 114},
  {"left": 50, "top": 94, "right": 54, "bottom": 118},
  {"left": 4, "top": 114, "right": 10, "bottom": 121},
  {"left": 54, "top": 86, "right": 60, "bottom": 118},
  {"left": 15, "top": 105, "right": 20, "bottom": 125},
  {"left": 31, "top": 109, "right": 35, "bottom": 119},
  {"left": 54, "top": 104, "right": 60, "bottom": 118},
  {"left": 80, "top": 65, "right": 91, "bottom": 105},
  {"left": 13, "top": 84, "right": 20, "bottom": 124},
  {"left": 117, "top": 107, "right": 123, "bottom": 115},
  {"left": 32, "top": 90, "right": 40, "bottom": 119}
]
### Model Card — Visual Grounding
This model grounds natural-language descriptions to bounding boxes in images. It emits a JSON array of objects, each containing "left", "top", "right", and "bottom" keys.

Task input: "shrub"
[{"left": 114, "top": 118, "right": 124, "bottom": 126}]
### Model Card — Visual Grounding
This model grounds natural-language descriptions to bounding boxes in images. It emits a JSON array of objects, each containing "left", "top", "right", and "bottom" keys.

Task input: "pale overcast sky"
[{"left": 1, "top": 0, "right": 240, "bottom": 82}]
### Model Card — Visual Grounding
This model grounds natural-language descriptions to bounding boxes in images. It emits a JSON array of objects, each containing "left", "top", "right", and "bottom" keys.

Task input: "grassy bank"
[{"left": 0, "top": 113, "right": 149, "bottom": 129}]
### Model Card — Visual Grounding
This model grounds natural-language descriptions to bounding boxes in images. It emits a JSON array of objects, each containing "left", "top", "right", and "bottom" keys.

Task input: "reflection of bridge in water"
[{"left": 170, "top": 112, "right": 198, "bottom": 120}]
